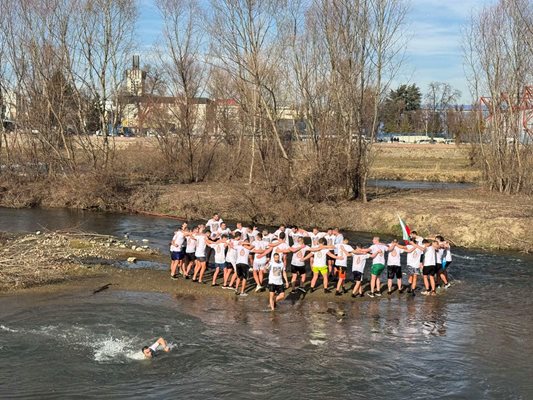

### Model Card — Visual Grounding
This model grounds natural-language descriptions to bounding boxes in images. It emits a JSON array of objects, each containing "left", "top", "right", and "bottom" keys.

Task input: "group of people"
[{"left": 168, "top": 213, "right": 454, "bottom": 311}]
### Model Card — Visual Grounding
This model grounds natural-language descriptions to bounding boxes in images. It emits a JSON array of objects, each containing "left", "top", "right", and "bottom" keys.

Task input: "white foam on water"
[
  {"left": 92, "top": 336, "right": 137, "bottom": 362},
  {"left": 453, "top": 254, "right": 475, "bottom": 260},
  {"left": 309, "top": 339, "right": 326, "bottom": 346},
  {"left": 0, "top": 325, "right": 19, "bottom": 333}
]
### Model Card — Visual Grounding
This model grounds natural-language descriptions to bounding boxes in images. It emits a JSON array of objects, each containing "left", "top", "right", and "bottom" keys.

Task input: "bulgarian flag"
[{"left": 397, "top": 215, "right": 411, "bottom": 244}]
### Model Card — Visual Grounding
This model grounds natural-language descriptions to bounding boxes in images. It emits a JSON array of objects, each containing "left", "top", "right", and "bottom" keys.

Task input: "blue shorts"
[
  {"left": 171, "top": 251, "right": 184, "bottom": 261},
  {"left": 211, "top": 263, "right": 226, "bottom": 269}
]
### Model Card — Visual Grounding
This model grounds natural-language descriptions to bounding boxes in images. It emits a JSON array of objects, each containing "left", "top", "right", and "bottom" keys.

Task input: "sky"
[{"left": 135, "top": 0, "right": 495, "bottom": 104}]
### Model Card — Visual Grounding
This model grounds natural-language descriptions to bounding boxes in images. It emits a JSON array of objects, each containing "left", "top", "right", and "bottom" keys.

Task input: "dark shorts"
[
  {"left": 291, "top": 264, "right": 306, "bottom": 275},
  {"left": 196, "top": 256, "right": 206, "bottom": 263},
  {"left": 387, "top": 265, "right": 402, "bottom": 279},
  {"left": 185, "top": 252, "right": 196, "bottom": 262},
  {"left": 214, "top": 263, "right": 226, "bottom": 270},
  {"left": 236, "top": 263, "right": 248, "bottom": 279},
  {"left": 171, "top": 251, "right": 184, "bottom": 261},
  {"left": 423, "top": 265, "right": 436, "bottom": 276},
  {"left": 352, "top": 271, "right": 363, "bottom": 282},
  {"left": 268, "top": 284, "right": 284, "bottom": 294}
]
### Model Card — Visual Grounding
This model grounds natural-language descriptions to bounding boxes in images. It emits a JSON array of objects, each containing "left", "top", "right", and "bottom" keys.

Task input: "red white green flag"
[{"left": 397, "top": 215, "right": 411, "bottom": 244}]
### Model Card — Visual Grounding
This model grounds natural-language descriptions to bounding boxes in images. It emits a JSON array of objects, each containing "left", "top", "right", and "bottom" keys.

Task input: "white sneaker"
[
  {"left": 444, "top": 283, "right": 451, "bottom": 289},
  {"left": 255, "top": 285, "right": 262, "bottom": 292},
  {"left": 421, "top": 290, "right": 429, "bottom": 295},
  {"left": 239, "top": 293, "right": 248, "bottom": 297}
]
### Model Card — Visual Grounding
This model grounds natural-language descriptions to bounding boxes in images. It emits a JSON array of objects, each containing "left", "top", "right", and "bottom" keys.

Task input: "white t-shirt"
[
  {"left": 352, "top": 254, "right": 370, "bottom": 273},
  {"left": 263, "top": 233, "right": 276, "bottom": 243},
  {"left": 268, "top": 260, "right": 285, "bottom": 285},
  {"left": 206, "top": 218, "right": 223, "bottom": 234},
  {"left": 444, "top": 247, "right": 452, "bottom": 262},
  {"left": 324, "top": 234, "right": 335, "bottom": 246},
  {"left": 272, "top": 242, "right": 290, "bottom": 258},
  {"left": 185, "top": 236, "right": 197, "bottom": 253},
  {"left": 194, "top": 234, "right": 207, "bottom": 257},
  {"left": 170, "top": 231, "right": 185, "bottom": 252},
  {"left": 236, "top": 245, "right": 251, "bottom": 265},
  {"left": 387, "top": 246, "right": 404, "bottom": 266},
  {"left": 369, "top": 244, "right": 387, "bottom": 265},
  {"left": 291, "top": 245, "right": 310, "bottom": 266},
  {"left": 148, "top": 341, "right": 160, "bottom": 352},
  {"left": 436, "top": 248, "right": 444, "bottom": 264},
  {"left": 225, "top": 239, "right": 239, "bottom": 264},
  {"left": 274, "top": 229, "right": 290, "bottom": 244},
  {"left": 307, "top": 231, "right": 326, "bottom": 246},
  {"left": 424, "top": 246, "right": 436, "bottom": 266},
  {"left": 312, "top": 248, "right": 328, "bottom": 267},
  {"left": 209, "top": 242, "right": 227, "bottom": 264},
  {"left": 217, "top": 228, "right": 231, "bottom": 237},
  {"left": 406, "top": 245, "right": 423, "bottom": 267},
  {"left": 251, "top": 240, "right": 268, "bottom": 263},
  {"left": 335, "top": 244, "right": 353, "bottom": 267}
]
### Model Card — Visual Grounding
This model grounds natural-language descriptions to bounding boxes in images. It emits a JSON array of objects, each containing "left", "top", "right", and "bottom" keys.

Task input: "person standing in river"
[
  {"left": 364, "top": 237, "right": 388, "bottom": 297},
  {"left": 267, "top": 253, "right": 289, "bottom": 311},
  {"left": 170, "top": 223, "right": 187, "bottom": 280}
]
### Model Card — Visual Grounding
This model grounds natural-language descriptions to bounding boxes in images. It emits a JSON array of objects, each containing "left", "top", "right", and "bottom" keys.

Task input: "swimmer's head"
[{"left": 142, "top": 346, "right": 154, "bottom": 358}]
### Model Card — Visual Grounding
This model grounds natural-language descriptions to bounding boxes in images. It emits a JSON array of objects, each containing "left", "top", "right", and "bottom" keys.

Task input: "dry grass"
[{"left": 371, "top": 143, "right": 480, "bottom": 182}]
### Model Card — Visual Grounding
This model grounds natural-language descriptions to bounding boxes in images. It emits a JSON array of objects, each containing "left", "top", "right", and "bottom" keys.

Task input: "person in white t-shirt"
[
  {"left": 250, "top": 233, "right": 269, "bottom": 292},
  {"left": 169, "top": 223, "right": 188, "bottom": 280},
  {"left": 395, "top": 241, "right": 424, "bottom": 295},
  {"left": 208, "top": 235, "right": 229, "bottom": 286},
  {"left": 304, "top": 227, "right": 326, "bottom": 247},
  {"left": 412, "top": 239, "right": 439, "bottom": 295},
  {"left": 142, "top": 337, "right": 170, "bottom": 358},
  {"left": 205, "top": 213, "right": 223, "bottom": 237},
  {"left": 302, "top": 238, "right": 339, "bottom": 293},
  {"left": 191, "top": 226, "right": 209, "bottom": 284},
  {"left": 267, "top": 253, "right": 289, "bottom": 311},
  {"left": 288, "top": 236, "right": 310, "bottom": 294},
  {"left": 324, "top": 228, "right": 336, "bottom": 276},
  {"left": 223, "top": 232, "right": 242, "bottom": 289},
  {"left": 363, "top": 237, "right": 389, "bottom": 298},
  {"left": 261, "top": 232, "right": 292, "bottom": 267},
  {"left": 262, "top": 229, "right": 275, "bottom": 243},
  {"left": 215, "top": 222, "right": 231, "bottom": 239},
  {"left": 386, "top": 240, "right": 404, "bottom": 295},
  {"left": 273, "top": 225, "right": 290, "bottom": 245},
  {"left": 184, "top": 226, "right": 198, "bottom": 279},
  {"left": 334, "top": 238, "right": 353, "bottom": 296},
  {"left": 234, "top": 240, "right": 254, "bottom": 297},
  {"left": 347, "top": 244, "right": 371, "bottom": 298},
  {"left": 435, "top": 235, "right": 451, "bottom": 289}
]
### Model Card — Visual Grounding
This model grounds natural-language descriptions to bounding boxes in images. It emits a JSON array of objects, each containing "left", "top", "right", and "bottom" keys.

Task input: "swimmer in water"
[{"left": 142, "top": 337, "right": 170, "bottom": 358}]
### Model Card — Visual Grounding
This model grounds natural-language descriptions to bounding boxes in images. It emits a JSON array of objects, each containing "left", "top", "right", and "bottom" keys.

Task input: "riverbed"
[{"left": 0, "top": 208, "right": 532, "bottom": 398}]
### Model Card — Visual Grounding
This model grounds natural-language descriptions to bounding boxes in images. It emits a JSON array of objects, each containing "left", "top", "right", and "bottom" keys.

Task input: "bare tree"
[
  {"left": 151, "top": 0, "right": 218, "bottom": 183},
  {"left": 464, "top": 0, "right": 532, "bottom": 194},
  {"left": 289, "top": 0, "right": 408, "bottom": 201},
  {"left": 424, "top": 82, "right": 461, "bottom": 137}
]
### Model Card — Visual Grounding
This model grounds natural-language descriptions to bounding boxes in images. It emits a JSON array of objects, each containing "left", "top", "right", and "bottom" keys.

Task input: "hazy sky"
[{"left": 136, "top": 0, "right": 495, "bottom": 104}]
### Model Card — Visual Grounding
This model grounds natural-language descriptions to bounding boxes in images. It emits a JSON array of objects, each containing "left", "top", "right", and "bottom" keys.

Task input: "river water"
[{"left": 0, "top": 208, "right": 532, "bottom": 399}]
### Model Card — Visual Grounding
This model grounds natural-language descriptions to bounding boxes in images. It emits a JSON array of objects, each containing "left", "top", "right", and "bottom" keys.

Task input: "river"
[{"left": 0, "top": 207, "right": 532, "bottom": 399}]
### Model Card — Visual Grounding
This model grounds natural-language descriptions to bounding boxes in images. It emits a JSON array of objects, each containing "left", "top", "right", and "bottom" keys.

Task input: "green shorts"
[
  {"left": 312, "top": 265, "right": 328, "bottom": 274},
  {"left": 370, "top": 263, "right": 385, "bottom": 276}
]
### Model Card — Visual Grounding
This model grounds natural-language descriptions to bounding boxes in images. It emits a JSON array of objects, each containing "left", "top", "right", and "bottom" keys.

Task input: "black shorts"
[
  {"left": 423, "top": 265, "right": 436, "bottom": 276},
  {"left": 185, "top": 252, "right": 196, "bottom": 262},
  {"left": 268, "top": 284, "right": 284, "bottom": 294},
  {"left": 236, "top": 263, "right": 248, "bottom": 279},
  {"left": 352, "top": 271, "right": 363, "bottom": 282},
  {"left": 196, "top": 256, "right": 206, "bottom": 263},
  {"left": 387, "top": 265, "right": 402, "bottom": 279},
  {"left": 171, "top": 251, "right": 184, "bottom": 261},
  {"left": 291, "top": 264, "right": 306, "bottom": 275}
]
